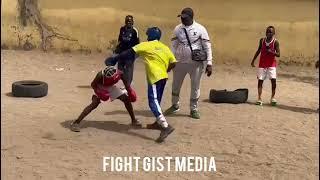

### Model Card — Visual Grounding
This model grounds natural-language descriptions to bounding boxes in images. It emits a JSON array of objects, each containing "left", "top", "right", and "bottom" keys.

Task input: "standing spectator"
[
  {"left": 165, "top": 7, "right": 213, "bottom": 119},
  {"left": 251, "top": 26, "right": 280, "bottom": 106},
  {"left": 113, "top": 15, "right": 140, "bottom": 86}
]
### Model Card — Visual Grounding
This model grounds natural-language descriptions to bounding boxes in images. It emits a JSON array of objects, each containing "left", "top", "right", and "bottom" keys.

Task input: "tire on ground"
[
  {"left": 209, "top": 88, "right": 248, "bottom": 104},
  {"left": 12, "top": 80, "right": 48, "bottom": 98}
]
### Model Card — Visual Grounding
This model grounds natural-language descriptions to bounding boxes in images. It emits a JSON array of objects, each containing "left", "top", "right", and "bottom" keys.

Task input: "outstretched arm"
[
  {"left": 105, "top": 48, "right": 137, "bottom": 66},
  {"left": 251, "top": 38, "right": 263, "bottom": 67}
]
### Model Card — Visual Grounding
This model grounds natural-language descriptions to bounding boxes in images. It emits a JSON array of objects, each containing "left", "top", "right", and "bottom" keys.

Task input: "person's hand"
[
  {"left": 104, "top": 56, "right": 118, "bottom": 66},
  {"left": 251, "top": 61, "right": 255, "bottom": 67},
  {"left": 267, "top": 49, "right": 275, "bottom": 55},
  {"left": 205, "top": 65, "right": 212, "bottom": 77}
]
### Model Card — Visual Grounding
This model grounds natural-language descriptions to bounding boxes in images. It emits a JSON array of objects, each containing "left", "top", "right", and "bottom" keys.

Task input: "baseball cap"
[{"left": 177, "top": 7, "right": 194, "bottom": 18}]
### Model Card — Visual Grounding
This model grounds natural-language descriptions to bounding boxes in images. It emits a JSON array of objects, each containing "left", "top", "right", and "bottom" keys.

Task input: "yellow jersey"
[{"left": 132, "top": 40, "right": 176, "bottom": 84}]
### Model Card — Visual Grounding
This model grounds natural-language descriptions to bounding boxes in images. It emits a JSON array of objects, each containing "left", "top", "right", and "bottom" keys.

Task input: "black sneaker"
[{"left": 155, "top": 125, "right": 175, "bottom": 143}]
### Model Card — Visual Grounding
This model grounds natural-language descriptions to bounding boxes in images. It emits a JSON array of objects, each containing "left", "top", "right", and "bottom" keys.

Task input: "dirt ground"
[{"left": 1, "top": 50, "right": 319, "bottom": 179}]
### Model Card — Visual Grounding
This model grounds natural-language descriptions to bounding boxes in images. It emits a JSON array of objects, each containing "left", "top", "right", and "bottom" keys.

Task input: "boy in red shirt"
[
  {"left": 251, "top": 26, "right": 280, "bottom": 106},
  {"left": 70, "top": 66, "right": 141, "bottom": 132}
]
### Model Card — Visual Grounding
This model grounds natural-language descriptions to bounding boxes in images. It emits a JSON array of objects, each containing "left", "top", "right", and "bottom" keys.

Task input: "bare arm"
[
  {"left": 251, "top": 38, "right": 263, "bottom": 67},
  {"left": 171, "top": 37, "right": 179, "bottom": 56},
  {"left": 167, "top": 62, "right": 176, "bottom": 72},
  {"left": 91, "top": 72, "right": 103, "bottom": 89},
  {"left": 274, "top": 40, "right": 280, "bottom": 57}
]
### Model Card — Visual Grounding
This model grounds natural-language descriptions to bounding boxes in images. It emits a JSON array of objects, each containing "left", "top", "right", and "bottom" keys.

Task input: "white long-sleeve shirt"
[{"left": 171, "top": 21, "right": 213, "bottom": 65}]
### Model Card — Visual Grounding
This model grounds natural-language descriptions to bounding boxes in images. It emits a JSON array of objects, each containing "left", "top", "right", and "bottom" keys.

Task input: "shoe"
[
  {"left": 256, "top": 100, "right": 263, "bottom": 106},
  {"left": 146, "top": 121, "right": 162, "bottom": 130},
  {"left": 70, "top": 121, "right": 81, "bottom": 132},
  {"left": 155, "top": 125, "right": 175, "bottom": 143},
  {"left": 270, "top": 98, "right": 277, "bottom": 106},
  {"left": 190, "top": 110, "right": 200, "bottom": 119},
  {"left": 164, "top": 105, "right": 180, "bottom": 115},
  {"left": 131, "top": 119, "right": 142, "bottom": 128}
]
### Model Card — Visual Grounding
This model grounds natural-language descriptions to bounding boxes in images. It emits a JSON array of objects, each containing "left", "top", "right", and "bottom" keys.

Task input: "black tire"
[
  {"left": 12, "top": 80, "right": 48, "bottom": 98},
  {"left": 209, "top": 88, "right": 248, "bottom": 104}
]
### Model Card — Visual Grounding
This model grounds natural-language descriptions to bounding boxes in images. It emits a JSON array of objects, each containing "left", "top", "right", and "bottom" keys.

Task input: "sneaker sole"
[
  {"left": 70, "top": 123, "right": 81, "bottom": 132},
  {"left": 70, "top": 128, "right": 80, "bottom": 132},
  {"left": 190, "top": 116, "right": 200, "bottom": 119},
  {"left": 156, "top": 128, "right": 175, "bottom": 143}
]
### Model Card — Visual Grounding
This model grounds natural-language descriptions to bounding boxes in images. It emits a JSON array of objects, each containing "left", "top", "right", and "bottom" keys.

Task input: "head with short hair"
[
  {"left": 146, "top": 27, "right": 162, "bottom": 41},
  {"left": 178, "top": 7, "right": 194, "bottom": 26},
  {"left": 125, "top": 15, "right": 134, "bottom": 28},
  {"left": 266, "top": 26, "right": 275, "bottom": 39}
]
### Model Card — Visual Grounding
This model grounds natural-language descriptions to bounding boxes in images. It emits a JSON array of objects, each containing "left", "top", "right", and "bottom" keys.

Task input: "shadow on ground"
[
  {"left": 278, "top": 73, "right": 318, "bottom": 85},
  {"left": 104, "top": 109, "right": 190, "bottom": 118},
  {"left": 246, "top": 101, "right": 318, "bottom": 114},
  {"left": 60, "top": 120, "right": 155, "bottom": 141}
]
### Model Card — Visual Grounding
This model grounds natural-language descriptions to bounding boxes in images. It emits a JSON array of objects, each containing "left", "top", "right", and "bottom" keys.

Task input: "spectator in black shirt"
[{"left": 113, "top": 15, "right": 140, "bottom": 86}]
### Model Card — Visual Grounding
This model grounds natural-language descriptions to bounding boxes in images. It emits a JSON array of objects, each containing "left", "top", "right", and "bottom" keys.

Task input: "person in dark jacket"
[{"left": 111, "top": 15, "right": 140, "bottom": 86}]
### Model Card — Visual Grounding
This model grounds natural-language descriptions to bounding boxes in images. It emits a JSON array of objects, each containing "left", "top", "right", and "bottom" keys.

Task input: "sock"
[{"left": 156, "top": 114, "right": 168, "bottom": 128}]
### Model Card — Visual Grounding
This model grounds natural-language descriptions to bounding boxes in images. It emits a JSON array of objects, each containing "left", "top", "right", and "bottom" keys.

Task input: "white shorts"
[
  {"left": 106, "top": 84, "right": 127, "bottom": 101},
  {"left": 97, "top": 81, "right": 127, "bottom": 101},
  {"left": 257, "top": 67, "right": 277, "bottom": 80}
]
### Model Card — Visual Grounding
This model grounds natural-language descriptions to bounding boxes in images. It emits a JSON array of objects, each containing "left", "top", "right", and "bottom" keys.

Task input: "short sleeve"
[{"left": 132, "top": 42, "right": 148, "bottom": 55}]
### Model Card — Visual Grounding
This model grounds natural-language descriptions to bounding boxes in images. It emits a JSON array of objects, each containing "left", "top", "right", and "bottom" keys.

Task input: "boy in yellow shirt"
[{"left": 105, "top": 27, "right": 176, "bottom": 143}]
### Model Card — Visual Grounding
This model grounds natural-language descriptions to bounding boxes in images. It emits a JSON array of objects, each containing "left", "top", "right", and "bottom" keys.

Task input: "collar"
[{"left": 181, "top": 20, "right": 196, "bottom": 29}]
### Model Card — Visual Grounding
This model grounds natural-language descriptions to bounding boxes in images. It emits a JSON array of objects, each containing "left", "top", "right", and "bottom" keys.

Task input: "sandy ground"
[{"left": 1, "top": 50, "right": 319, "bottom": 180}]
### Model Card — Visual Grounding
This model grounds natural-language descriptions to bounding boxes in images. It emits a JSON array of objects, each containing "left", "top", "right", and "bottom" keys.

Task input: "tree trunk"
[{"left": 17, "top": 0, "right": 77, "bottom": 51}]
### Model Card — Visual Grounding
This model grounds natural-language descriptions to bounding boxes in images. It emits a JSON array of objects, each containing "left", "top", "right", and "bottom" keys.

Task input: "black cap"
[{"left": 177, "top": 7, "right": 194, "bottom": 18}]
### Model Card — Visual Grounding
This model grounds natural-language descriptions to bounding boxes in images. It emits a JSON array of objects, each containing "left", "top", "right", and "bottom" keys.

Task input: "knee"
[{"left": 91, "top": 98, "right": 100, "bottom": 108}]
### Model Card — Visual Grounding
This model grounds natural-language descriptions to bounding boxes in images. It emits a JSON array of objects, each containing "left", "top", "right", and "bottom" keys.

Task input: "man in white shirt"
[{"left": 164, "top": 7, "right": 213, "bottom": 119}]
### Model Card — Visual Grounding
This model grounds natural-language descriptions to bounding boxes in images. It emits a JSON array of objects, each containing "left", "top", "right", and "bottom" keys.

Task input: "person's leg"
[
  {"left": 189, "top": 63, "right": 204, "bottom": 119},
  {"left": 156, "top": 79, "right": 167, "bottom": 103},
  {"left": 269, "top": 67, "right": 277, "bottom": 105},
  {"left": 147, "top": 79, "right": 167, "bottom": 130},
  {"left": 124, "top": 56, "right": 135, "bottom": 86},
  {"left": 256, "top": 68, "right": 266, "bottom": 105},
  {"left": 71, "top": 95, "right": 101, "bottom": 132},
  {"left": 118, "top": 94, "right": 140, "bottom": 126},
  {"left": 117, "top": 60, "right": 131, "bottom": 86},
  {"left": 165, "top": 63, "right": 187, "bottom": 114},
  {"left": 257, "top": 80, "right": 264, "bottom": 103},
  {"left": 270, "top": 79, "right": 276, "bottom": 99},
  {"left": 147, "top": 81, "right": 175, "bottom": 142},
  {"left": 148, "top": 83, "right": 166, "bottom": 124}
]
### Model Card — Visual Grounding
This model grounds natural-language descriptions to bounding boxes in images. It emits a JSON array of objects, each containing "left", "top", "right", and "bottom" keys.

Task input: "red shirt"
[
  {"left": 101, "top": 70, "right": 122, "bottom": 87},
  {"left": 259, "top": 38, "right": 277, "bottom": 68}
]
